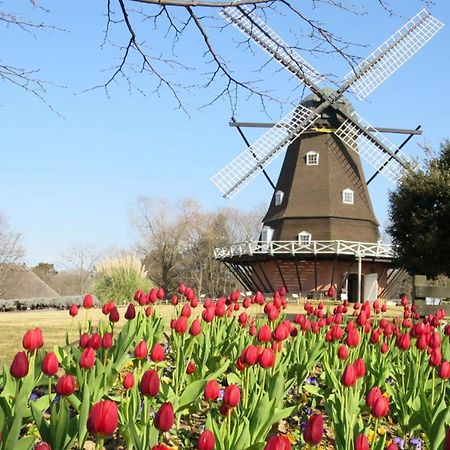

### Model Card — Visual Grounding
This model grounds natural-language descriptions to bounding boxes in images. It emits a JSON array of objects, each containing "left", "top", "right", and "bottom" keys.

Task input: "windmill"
[{"left": 211, "top": 6, "right": 444, "bottom": 301}]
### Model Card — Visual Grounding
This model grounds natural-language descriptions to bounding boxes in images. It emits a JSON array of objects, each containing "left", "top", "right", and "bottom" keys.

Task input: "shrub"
[{"left": 93, "top": 255, "right": 153, "bottom": 304}]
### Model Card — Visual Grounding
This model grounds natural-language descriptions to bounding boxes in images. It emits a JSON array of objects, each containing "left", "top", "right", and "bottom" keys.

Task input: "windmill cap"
[{"left": 301, "top": 87, "right": 355, "bottom": 116}]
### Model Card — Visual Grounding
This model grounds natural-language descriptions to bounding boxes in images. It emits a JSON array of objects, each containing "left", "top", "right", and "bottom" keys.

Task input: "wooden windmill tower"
[{"left": 211, "top": 6, "right": 444, "bottom": 301}]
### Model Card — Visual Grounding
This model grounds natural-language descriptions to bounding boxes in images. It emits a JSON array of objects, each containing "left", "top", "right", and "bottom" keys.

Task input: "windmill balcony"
[{"left": 214, "top": 239, "right": 394, "bottom": 260}]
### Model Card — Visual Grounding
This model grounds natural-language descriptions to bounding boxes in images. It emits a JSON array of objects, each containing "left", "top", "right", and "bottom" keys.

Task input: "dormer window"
[
  {"left": 298, "top": 231, "right": 312, "bottom": 246},
  {"left": 261, "top": 226, "right": 274, "bottom": 243},
  {"left": 343, "top": 188, "right": 354, "bottom": 205},
  {"left": 274, "top": 190, "right": 284, "bottom": 206},
  {"left": 306, "top": 151, "right": 319, "bottom": 166}
]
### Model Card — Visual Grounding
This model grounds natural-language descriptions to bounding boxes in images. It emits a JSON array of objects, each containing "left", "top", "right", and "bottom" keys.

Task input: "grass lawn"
[{"left": 0, "top": 301, "right": 403, "bottom": 367}]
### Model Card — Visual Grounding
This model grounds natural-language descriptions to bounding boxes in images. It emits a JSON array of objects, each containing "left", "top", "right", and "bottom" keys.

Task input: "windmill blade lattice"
[
  {"left": 211, "top": 104, "right": 319, "bottom": 198},
  {"left": 345, "top": 9, "right": 444, "bottom": 100},
  {"left": 221, "top": 6, "right": 323, "bottom": 88},
  {"left": 335, "top": 112, "right": 415, "bottom": 185}
]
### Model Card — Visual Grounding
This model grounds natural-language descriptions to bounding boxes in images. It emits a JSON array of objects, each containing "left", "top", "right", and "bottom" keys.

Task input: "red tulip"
[
  {"left": 55, "top": 375, "right": 76, "bottom": 396},
  {"left": 341, "top": 364, "right": 357, "bottom": 387},
  {"left": 366, "top": 386, "right": 382, "bottom": 408},
  {"left": 175, "top": 316, "right": 188, "bottom": 334},
  {"left": 355, "top": 434, "right": 369, "bottom": 450},
  {"left": 80, "top": 347, "right": 96, "bottom": 369},
  {"left": 157, "top": 287, "right": 165, "bottom": 300},
  {"left": 189, "top": 319, "right": 202, "bottom": 336},
  {"left": 145, "top": 306, "right": 153, "bottom": 317},
  {"left": 140, "top": 369, "right": 160, "bottom": 397},
  {"left": 123, "top": 372, "right": 134, "bottom": 390},
  {"left": 69, "top": 304, "right": 79, "bottom": 317},
  {"left": 444, "top": 426, "right": 450, "bottom": 450},
  {"left": 387, "top": 444, "right": 398, "bottom": 450},
  {"left": 102, "top": 333, "right": 113, "bottom": 349},
  {"left": 10, "top": 351, "right": 29, "bottom": 379},
  {"left": 83, "top": 294, "right": 94, "bottom": 309},
  {"left": 197, "top": 430, "right": 215, "bottom": 450},
  {"left": 87, "top": 400, "right": 118, "bottom": 437},
  {"left": 125, "top": 303, "right": 136, "bottom": 320},
  {"left": 204, "top": 380, "right": 220, "bottom": 401},
  {"left": 354, "top": 358, "right": 366, "bottom": 378},
  {"left": 238, "top": 312, "right": 248, "bottom": 326},
  {"left": 79, "top": 333, "right": 90, "bottom": 348},
  {"left": 22, "top": 327, "right": 44, "bottom": 351},
  {"left": 243, "top": 345, "right": 259, "bottom": 366},
  {"left": 380, "top": 342, "right": 389, "bottom": 354},
  {"left": 430, "top": 347, "right": 442, "bottom": 367},
  {"left": 439, "top": 361, "right": 450, "bottom": 379},
  {"left": 154, "top": 402, "right": 175, "bottom": 432},
  {"left": 259, "top": 348, "right": 275, "bottom": 369},
  {"left": 346, "top": 328, "right": 360, "bottom": 348},
  {"left": 109, "top": 306, "right": 120, "bottom": 323},
  {"left": 42, "top": 352, "right": 59, "bottom": 376},
  {"left": 88, "top": 333, "right": 102, "bottom": 350},
  {"left": 264, "top": 435, "right": 291, "bottom": 450},
  {"left": 337, "top": 344, "right": 348, "bottom": 360},
  {"left": 35, "top": 443, "right": 51, "bottom": 450},
  {"left": 202, "top": 307, "right": 215, "bottom": 323},
  {"left": 134, "top": 340, "right": 148, "bottom": 359},
  {"left": 223, "top": 384, "right": 240, "bottom": 407},
  {"left": 102, "top": 301, "right": 115, "bottom": 315},
  {"left": 150, "top": 343, "right": 165, "bottom": 362},
  {"left": 371, "top": 395, "right": 389, "bottom": 418},
  {"left": 303, "top": 413, "right": 323, "bottom": 444},
  {"left": 258, "top": 324, "right": 272, "bottom": 343},
  {"left": 186, "top": 361, "right": 196, "bottom": 374},
  {"left": 152, "top": 445, "right": 171, "bottom": 450}
]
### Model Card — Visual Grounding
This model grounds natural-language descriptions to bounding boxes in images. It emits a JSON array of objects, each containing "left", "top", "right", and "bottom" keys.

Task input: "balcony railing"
[{"left": 214, "top": 239, "right": 394, "bottom": 259}]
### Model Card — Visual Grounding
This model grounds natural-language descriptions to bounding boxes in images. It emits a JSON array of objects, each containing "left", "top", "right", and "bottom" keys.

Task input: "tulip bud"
[
  {"left": 204, "top": 380, "right": 220, "bottom": 401},
  {"left": 175, "top": 316, "right": 188, "bottom": 334},
  {"left": 243, "top": 345, "right": 259, "bottom": 366},
  {"left": 35, "top": 443, "right": 52, "bottom": 450},
  {"left": 123, "top": 372, "right": 134, "bottom": 390},
  {"left": 264, "top": 435, "right": 292, "bottom": 450},
  {"left": 341, "top": 364, "right": 357, "bottom": 387},
  {"left": 355, "top": 434, "right": 369, "bottom": 450},
  {"left": 366, "top": 386, "right": 383, "bottom": 408},
  {"left": 223, "top": 384, "right": 240, "bottom": 407},
  {"left": 79, "top": 333, "right": 90, "bottom": 349},
  {"left": 69, "top": 304, "right": 79, "bottom": 317},
  {"left": 22, "top": 328, "right": 44, "bottom": 352},
  {"left": 303, "top": 413, "right": 324, "bottom": 445},
  {"left": 337, "top": 344, "right": 348, "bottom": 361},
  {"left": 430, "top": 347, "right": 442, "bottom": 367},
  {"left": 125, "top": 303, "right": 136, "bottom": 320},
  {"left": 258, "top": 325, "right": 272, "bottom": 343},
  {"left": 140, "top": 369, "right": 160, "bottom": 397},
  {"left": 438, "top": 361, "right": 450, "bottom": 379},
  {"left": 186, "top": 361, "right": 196, "bottom": 375},
  {"left": 145, "top": 306, "right": 153, "bottom": 317},
  {"left": 259, "top": 348, "right": 276, "bottom": 369},
  {"left": 134, "top": 340, "right": 148, "bottom": 359},
  {"left": 156, "top": 287, "right": 165, "bottom": 300},
  {"left": 371, "top": 395, "right": 389, "bottom": 418},
  {"left": 55, "top": 375, "right": 76, "bottom": 396},
  {"left": 109, "top": 306, "right": 120, "bottom": 323},
  {"left": 42, "top": 352, "right": 59, "bottom": 377},
  {"left": 354, "top": 358, "right": 366, "bottom": 378},
  {"left": 10, "top": 351, "right": 29, "bottom": 379},
  {"left": 197, "top": 430, "right": 215, "bottom": 450},
  {"left": 87, "top": 400, "right": 118, "bottom": 437},
  {"left": 380, "top": 342, "right": 389, "bottom": 354},
  {"left": 102, "top": 333, "right": 113, "bottom": 349},
  {"left": 83, "top": 294, "right": 94, "bottom": 309},
  {"left": 154, "top": 402, "right": 175, "bottom": 432},
  {"left": 88, "top": 333, "right": 102, "bottom": 350},
  {"left": 80, "top": 347, "right": 96, "bottom": 369},
  {"left": 238, "top": 312, "right": 248, "bottom": 326},
  {"left": 150, "top": 343, "right": 165, "bottom": 362},
  {"left": 189, "top": 319, "right": 202, "bottom": 337}
]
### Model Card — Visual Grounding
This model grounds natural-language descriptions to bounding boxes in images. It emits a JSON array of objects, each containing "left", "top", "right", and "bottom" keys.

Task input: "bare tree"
[
  {"left": 0, "top": 212, "right": 25, "bottom": 296},
  {"left": 59, "top": 242, "right": 99, "bottom": 294}
]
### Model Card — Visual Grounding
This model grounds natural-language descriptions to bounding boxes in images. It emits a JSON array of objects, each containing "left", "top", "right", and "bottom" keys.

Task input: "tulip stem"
[
  {"left": 431, "top": 368, "right": 436, "bottom": 406},
  {"left": 96, "top": 437, "right": 104, "bottom": 450},
  {"left": 48, "top": 377, "right": 52, "bottom": 408}
]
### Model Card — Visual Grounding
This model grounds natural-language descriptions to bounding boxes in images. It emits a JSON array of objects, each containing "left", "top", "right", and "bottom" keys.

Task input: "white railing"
[{"left": 214, "top": 239, "right": 394, "bottom": 259}]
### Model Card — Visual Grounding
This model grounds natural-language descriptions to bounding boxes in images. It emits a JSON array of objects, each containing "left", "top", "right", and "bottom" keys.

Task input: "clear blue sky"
[{"left": 1, "top": 1, "right": 449, "bottom": 267}]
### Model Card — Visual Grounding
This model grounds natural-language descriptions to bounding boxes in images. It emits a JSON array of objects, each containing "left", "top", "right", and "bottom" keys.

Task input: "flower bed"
[{"left": 0, "top": 287, "right": 449, "bottom": 449}]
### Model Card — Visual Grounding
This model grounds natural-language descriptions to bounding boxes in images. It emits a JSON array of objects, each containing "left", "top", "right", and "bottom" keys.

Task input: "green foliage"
[
  {"left": 93, "top": 255, "right": 154, "bottom": 304},
  {"left": 388, "top": 140, "right": 450, "bottom": 278}
]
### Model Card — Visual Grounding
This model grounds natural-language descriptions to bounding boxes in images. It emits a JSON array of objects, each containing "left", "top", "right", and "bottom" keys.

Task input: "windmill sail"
[
  {"left": 211, "top": 104, "right": 319, "bottom": 198},
  {"left": 221, "top": 6, "right": 323, "bottom": 89},
  {"left": 335, "top": 112, "right": 415, "bottom": 185},
  {"left": 344, "top": 9, "right": 444, "bottom": 100}
]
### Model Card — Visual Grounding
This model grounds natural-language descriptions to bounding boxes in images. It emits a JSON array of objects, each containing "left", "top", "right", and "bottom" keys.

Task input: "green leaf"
[
  {"left": 9, "top": 436, "right": 35, "bottom": 450},
  {"left": 30, "top": 402, "right": 51, "bottom": 444},
  {"left": 177, "top": 379, "right": 206, "bottom": 411},
  {"left": 77, "top": 380, "right": 90, "bottom": 450},
  {"left": 55, "top": 398, "right": 70, "bottom": 450}
]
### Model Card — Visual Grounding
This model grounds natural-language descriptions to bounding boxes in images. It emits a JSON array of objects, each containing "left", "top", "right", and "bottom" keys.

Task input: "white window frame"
[
  {"left": 342, "top": 188, "right": 354, "bottom": 205},
  {"left": 298, "top": 231, "right": 312, "bottom": 246},
  {"left": 261, "top": 226, "right": 274, "bottom": 243},
  {"left": 274, "top": 190, "right": 284, "bottom": 206},
  {"left": 306, "top": 151, "right": 319, "bottom": 166}
]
